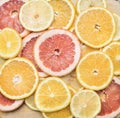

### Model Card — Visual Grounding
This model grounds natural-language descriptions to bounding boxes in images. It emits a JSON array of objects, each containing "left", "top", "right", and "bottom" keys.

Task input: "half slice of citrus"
[
  {"left": 19, "top": 0, "right": 54, "bottom": 31},
  {"left": 35, "top": 77, "right": 71, "bottom": 112},
  {"left": 76, "top": 51, "right": 113, "bottom": 90},
  {"left": 0, "top": 57, "right": 39, "bottom": 100},
  {"left": 0, "top": 28, "right": 22, "bottom": 59}
]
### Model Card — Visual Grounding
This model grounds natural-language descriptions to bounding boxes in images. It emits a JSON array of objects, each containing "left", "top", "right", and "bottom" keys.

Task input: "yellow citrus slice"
[
  {"left": 0, "top": 58, "right": 6, "bottom": 69},
  {"left": 42, "top": 86, "right": 76, "bottom": 118},
  {"left": 76, "top": 51, "right": 113, "bottom": 90},
  {"left": 75, "top": 7, "right": 115, "bottom": 48},
  {"left": 35, "top": 77, "right": 71, "bottom": 112},
  {"left": 70, "top": 89, "right": 101, "bottom": 118},
  {"left": 103, "top": 42, "right": 120, "bottom": 75},
  {"left": 48, "top": 0, "right": 75, "bottom": 29},
  {"left": 19, "top": 0, "right": 54, "bottom": 31},
  {"left": 0, "top": 28, "right": 22, "bottom": 59},
  {"left": 113, "top": 14, "right": 120, "bottom": 41},
  {"left": 76, "top": 0, "right": 106, "bottom": 13},
  {"left": 0, "top": 57, "right": 39, "bottom": 100}
]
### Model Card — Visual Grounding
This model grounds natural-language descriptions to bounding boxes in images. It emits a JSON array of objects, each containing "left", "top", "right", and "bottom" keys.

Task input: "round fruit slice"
[
  {"left": 42, "top": 86, "right": 76, "bottom": 118},
  {"left": 97, "top": 77, "right": 120, "bottom": 118},
  {"left": 0, "top": 93, "right": 24, "bottom": 112},
  {"left": 76, "top": 0, "right": 106, "bottom": 13},
  {"left": 76, "top": 51, "right": 113, "bottom": 90},
  {"left": 34, "top": 29, "right": 81, "bottom": 76},
  {"left": 75, "top": 7, "right": 115, "bottom": 48},
  {"left": 103, "top": 42, "right": 120, "bottom": 75},
  {"left": 0, "top": 0, "right": 29, "bottom": 37},
  {"left": 20, "top": 32, "right": 48, "bottom": 77},
  {"left": 70, "top": 89, "right": 101, "bottom": 118},
  {"left": 35, "top": 77, "right": 71, "bottom": 112},
  {"left": 19, "top": 0, "right": 54, "bottom": 32},
  {"left": 0, "top": 28, "right": 22, "bottom": 59},
  {"left": 0, "top": 57, "right": 39, "bottom": 100},
  {"left": 48, "top": 0, "right": 75, "bottom": 29}
]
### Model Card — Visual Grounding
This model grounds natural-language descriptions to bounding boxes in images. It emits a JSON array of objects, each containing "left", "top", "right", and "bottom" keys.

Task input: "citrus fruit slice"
[
  {"left": 34, "top": 29, "right": 81, "bottom": 76},
  {"left": 76, "top": 51, "right": 113, "bottom": 90},
  {"left": 48, "top": 0, "right": 75, "bottom": 30},
  {"left": 70, "top": 89, "right": 101, "bottom": 118},
  {"left": 42, "top": 86, "right": 76, "bottom": 118},
  {"left": 113, "top": 14, "right": 120, "bottom": 41},
  {"left": 35, "top": 77, "right": 71, "bottom": 112},
  {"left": 0, "top": 93, "right": 24, "bottom": 112},
  {"left": 97, "top": 77, "right": 120, "bottom": 118},
  {"left": 0, "top": 0, "right": 29, "bottom": 37},
  {"left": 103, "top": 42, "right": 120, "bottom": 75},
  {"left": 0, "top": 57, "right": 39, "bottom": 100},
  {"left": 75, "top": 7, "right": 115, "bottom": 48},
  {"left": 0, "top": 58, "right": 6, "bottom": 69},
  {"left": 0, "top": 28, "right": 22, "bottom": 59},
  {"left": 76, "top": 0, "right": 106, "bottom": 13},
  {"left": 19, "top": 0, "right": 54, "bottom": 32},
  {"left": 20, "top": 32, "right": 48, "bottom": 77}
]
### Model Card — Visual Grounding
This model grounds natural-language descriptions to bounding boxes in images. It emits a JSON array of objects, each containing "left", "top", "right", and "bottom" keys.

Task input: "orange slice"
[
  {"left": 0, "top": 28, "right": 22, "bottom": 59},
  {"left": 103, "top": 42, "right": 120, "bottom": 75},
  {"left": 0, "top": 57, "right": 39, "bottom": 100},
  {"left": 76, "top": 51, "right": 113, "bottom": 90},
  {"left": 48, "top": 0, "right": 75, "bottom": 29},
  {"left": 35, "top": 77, "right": 71, "bottom": 112},
  {"left": 75, "top": 7, "right": 115, "bottom": 48}
]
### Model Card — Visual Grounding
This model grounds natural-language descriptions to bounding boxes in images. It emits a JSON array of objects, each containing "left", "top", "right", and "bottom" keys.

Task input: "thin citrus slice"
[
  {"left": 20, "top": 32, "right": 48, "bottom": 77},
  {"left": 0, "top": 93, "right": 24, "bottom": 112},
  {"left": 42, "top": 86, "right": 76, "bottom": 118},
  {"left": 75, "top": 7, "right": 115, "bottom": 48},
  {"left": 103, "top": 42, "right": 120, "bottom": 75},
  {"left": 0, "top": 28, "right": 22, "bottom": 59},
  {"left": 0, "top": 57, "right": 39, "bottom": 100},
  {"left": 70, "top": 89, "right": 101, "bottom": 118},
  {"left": 35, "top": 77, "right": 71, "bottom": 112},
  {"left": 113, "top": 14, "right": 120, "bottom": 41},
  {"left": 76, "top": 51, "right": 113, "bottom": 90},
  {"left": 76, "top": 0, "right": 106, "bottom": 13},
  {"left": 34, "top": 29, "right": 81, "bottom": 76},
  {"left": 0, "top": 58, "right": 6, "bottom": 69},
  {"left": 0, "top": 0, "right": 29, "bottom": 37},
  {"left": 97, "top": 77, "right": 120, "bottom": 118},
  {"left": 19, "top": 0, "right": 54, "bottom": 32},
  {"left": 48, "top": 0, "right": 75, "bottom": 30}
]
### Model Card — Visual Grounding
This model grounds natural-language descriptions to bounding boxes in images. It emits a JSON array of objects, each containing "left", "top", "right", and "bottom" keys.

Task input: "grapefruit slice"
[
  {"left": 34, "top": 29, "right": 81, "bottom": 76},
  {"left": 0, "top": 0, "right": 29, "bottom": 37},
  {"left": 97, "top": 77, "right": 120, "bottom": 118},
  {"left": 0, "top": 93, "right": 24, "bottom": 112},
  {"left": 20, "top": 32, "right": 48, "bottom": 77}
]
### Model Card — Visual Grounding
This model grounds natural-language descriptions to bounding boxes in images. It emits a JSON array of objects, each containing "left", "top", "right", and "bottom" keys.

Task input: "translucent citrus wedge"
[
  {"left": 35, "top": 77, "right": 71, "bottom": 112},
  {"left": 103, "top": 42, "right": 120, "bottom": 75},
  {"left": 0, "top": 57, "right": 39, "bottom": 100},
  {"left": 42, "top": 86, "right": 76, "bottom": 118},
  {"left": 19, "top": 0, "right": 54, "bottom": 31},
  {"left": 76, "top": 51, "right": 113, "bottom": 90},
  {"left": 76, "top": 0, "right": 106, "bottom": 13},
  {"left": 0, "top": 28, "right": 22, "bottom": 59},
  {"left": 75, "top": 7, "right": 115, "bottom": 48},
  {"left": 70, "top": 89, "right": 101, "bottom": 118},
  {"left": 48, "top": 0, "right": 75, "bottom": 29}
]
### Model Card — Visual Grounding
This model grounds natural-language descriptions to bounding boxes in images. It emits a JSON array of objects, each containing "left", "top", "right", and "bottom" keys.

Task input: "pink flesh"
[
  {"left": 0, "top": 0, "right": 24, "bottom": 33},
  {"left": 98, "top": 81, "right": 120, "bottom": 116},
  {"left": 21, "top": 36, "right": 41, "bottom": 72},
  {"left": 39, "top": 34, "right": 75, "bottom": 72},
  {"left": 0, "top": 93, "right": 14, "bottom": 106}
]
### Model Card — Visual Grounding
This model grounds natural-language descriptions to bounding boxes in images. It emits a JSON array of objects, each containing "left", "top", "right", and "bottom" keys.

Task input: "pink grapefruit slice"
[
  {"left": 0, "top": 0, "right": 29, "bottom": 37},
  {"left": 20, "top": 32, "right": 48, "bottom": 77},
  {"left": 97, "top": 77, "right": 120, "bottom": 118},
  {"left": 34, "top": 29, "right": 81, "bottom": 76},
  {"left": 0, "top": 93, "right": 24, "bottom": 112}
]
